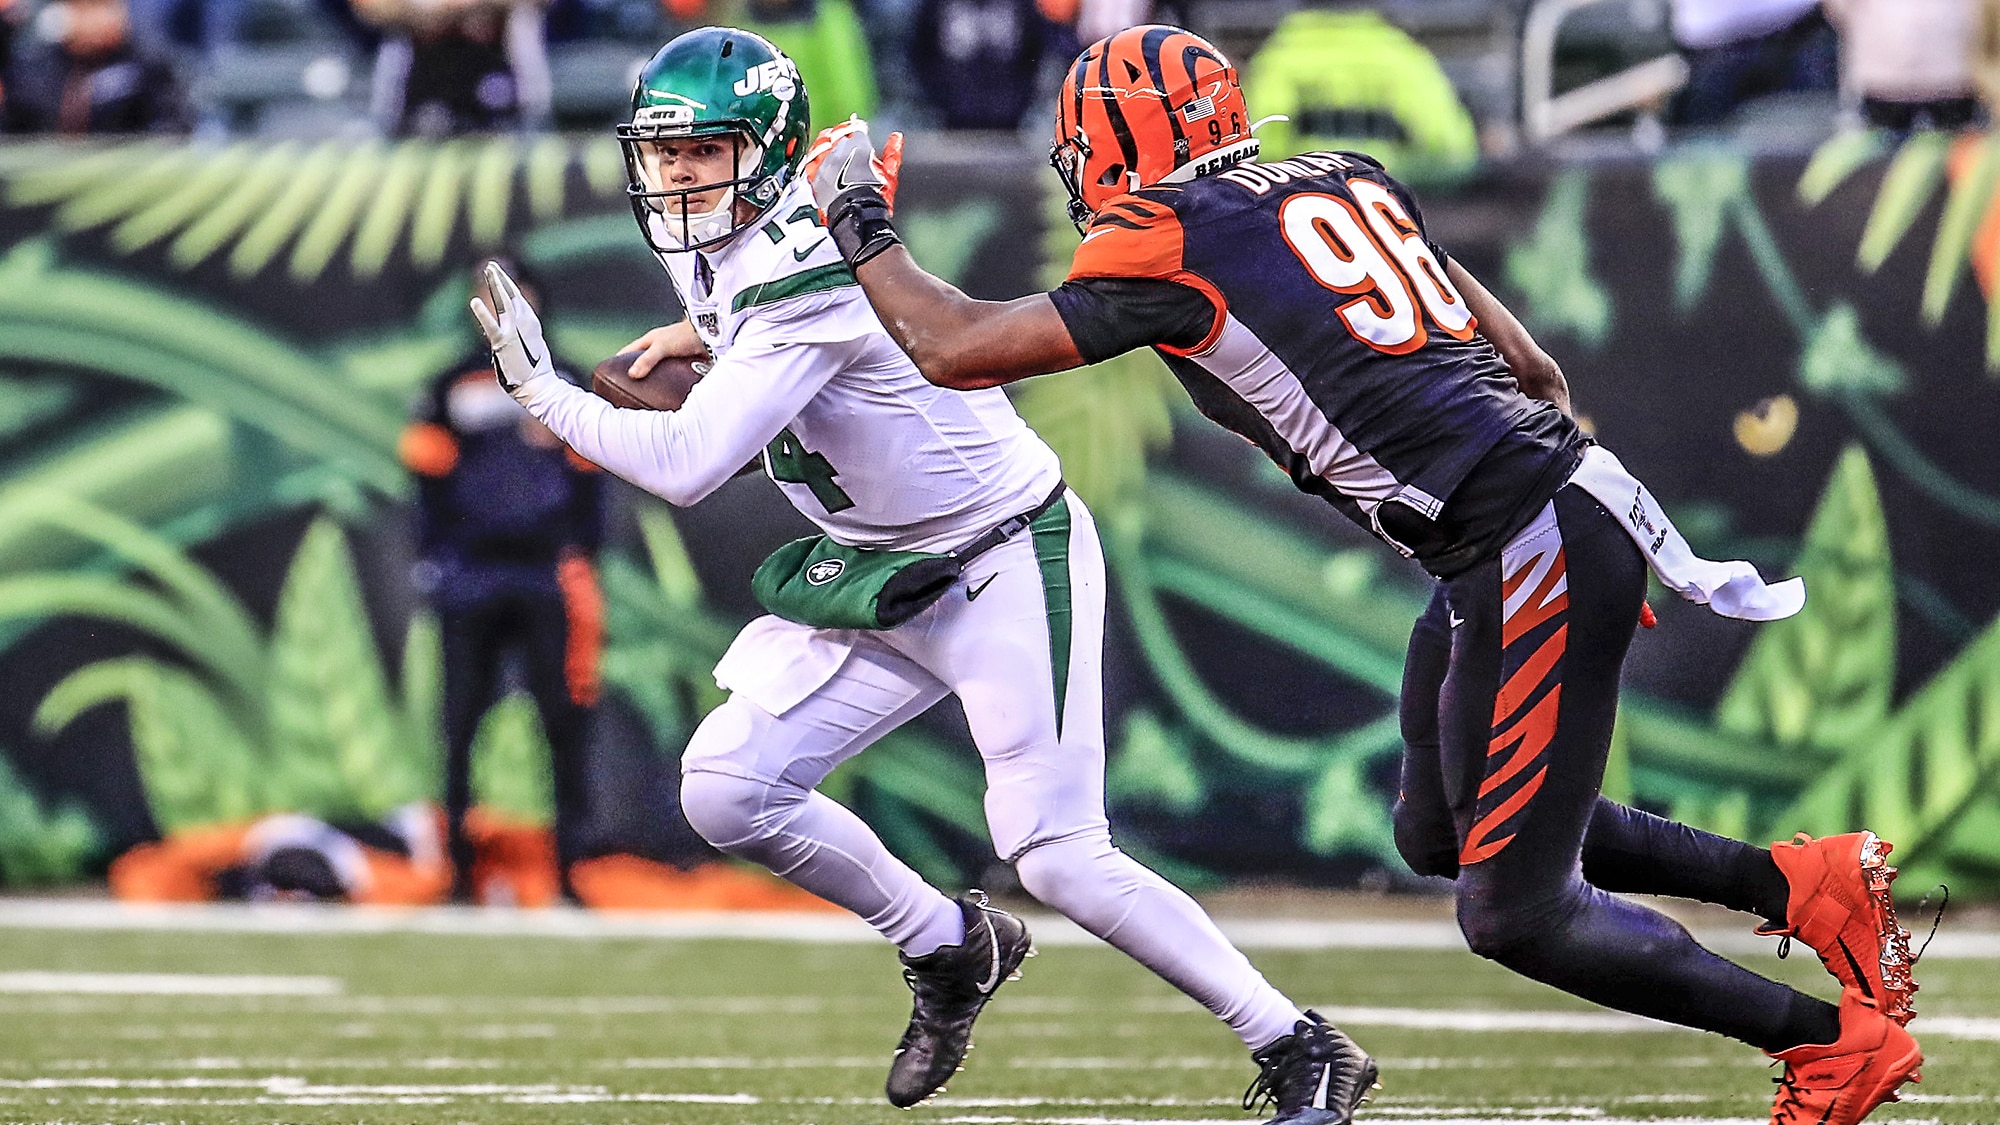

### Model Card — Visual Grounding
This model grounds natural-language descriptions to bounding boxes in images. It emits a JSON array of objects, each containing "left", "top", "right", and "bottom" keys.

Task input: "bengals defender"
[{"left": 804, "top": 24, "right": 1926, "bottom": 1125}]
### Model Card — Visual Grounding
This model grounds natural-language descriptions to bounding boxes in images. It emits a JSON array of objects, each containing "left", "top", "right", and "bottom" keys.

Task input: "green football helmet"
[{"left": 618, "top": 27, "right": 811, "bottom": 253}]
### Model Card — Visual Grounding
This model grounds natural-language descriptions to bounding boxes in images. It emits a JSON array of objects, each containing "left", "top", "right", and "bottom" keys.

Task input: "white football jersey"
[{"left": 663, "top": 181, "right": 1059, "bottom": 551}]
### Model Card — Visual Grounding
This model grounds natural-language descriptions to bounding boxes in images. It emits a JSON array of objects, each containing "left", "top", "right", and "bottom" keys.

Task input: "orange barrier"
[{"left": 107, "top": 806, "right": 840, "bottom": 912}]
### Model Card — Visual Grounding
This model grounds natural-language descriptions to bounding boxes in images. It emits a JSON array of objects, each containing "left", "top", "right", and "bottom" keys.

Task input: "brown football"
[{"left": 591, "top": 350, "right": 710, "bottom": 412}]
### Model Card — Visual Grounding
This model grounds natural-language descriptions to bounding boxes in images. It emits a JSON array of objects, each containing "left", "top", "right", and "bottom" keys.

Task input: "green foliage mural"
[
  {"left": 28, "top": 506, "right": 436, "bottom": 831},
  {"left": 0, "top": 136, "right": 1993, "bottom": 900},
  {"left": 0, "top": 753, "right": 101, "bottom": 885}
]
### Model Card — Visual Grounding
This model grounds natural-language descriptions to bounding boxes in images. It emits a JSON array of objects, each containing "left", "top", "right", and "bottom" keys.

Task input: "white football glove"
[
  {"left": 803, "top": 117, "right": 905, "bottom": 266},
  {"left": 469, "top": 261, "right": 555, "bottom": 396},
  {"left": 803, "top": 116, "right": 903, "bottom": 217}
]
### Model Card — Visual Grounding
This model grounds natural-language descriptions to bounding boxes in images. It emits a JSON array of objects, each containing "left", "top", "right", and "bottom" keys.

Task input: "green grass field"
[{"left": 1, "top": 904, "right": 1996, "bottom": 1125}]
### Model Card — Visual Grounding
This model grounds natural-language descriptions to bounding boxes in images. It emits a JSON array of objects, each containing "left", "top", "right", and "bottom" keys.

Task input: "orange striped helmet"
[{"left": 1051, "top": 25, "right": 1257, "bottom": 228}]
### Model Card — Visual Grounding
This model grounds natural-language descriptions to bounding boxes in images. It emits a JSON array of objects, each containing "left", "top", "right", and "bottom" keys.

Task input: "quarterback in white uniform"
[{"left": 472, "top": 27, "right": 1364, "bottom": 1123}]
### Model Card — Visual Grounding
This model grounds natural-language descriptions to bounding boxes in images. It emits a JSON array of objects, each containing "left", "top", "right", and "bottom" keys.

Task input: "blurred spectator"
[
  {"left": 1074, "top": 0, "right": 1143, "bottom": 42},
  {"left": 125, "top": 0, "right": 256, "bottom": 58},
  {"left": 400, "top": 259, "right": 604, "bottom": 904},
  {"left": 1670, "top": 0, "right": 1838, "bottom": 126},
  {"left": 355, "top": 0, "right": 551, "bottom": 134},
  {"left": 0, "top": 0, "right": 22, "bottom": 69},
  {"left": 1826, "top": 0, "right": 1980, "bottom": 131},
  {"left": 745, "top": 0, "right": 875, "bottom": 124},
  {"left": 673, "top": 0, "right": 877, "bottom": 126},
  {"left": 0, "top": 0, "right": 189, "bottom": 133},
  {"left": 909, "top": 0, "right": 1054, "bottom": 129},
  {"left": 1243, "top": 8, "right": 1476, "bottom": 185},
  {"left": 1980, "top": 0, "right": 2000, "bottom": 117}
]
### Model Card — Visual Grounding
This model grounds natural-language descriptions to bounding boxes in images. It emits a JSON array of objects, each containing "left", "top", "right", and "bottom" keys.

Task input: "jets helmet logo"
[
  {"left": 734, "top": 59, "right": 799, "bottom": 100},
  {"left": 805, "top": 558, "right": 845, "bottom": 586}
]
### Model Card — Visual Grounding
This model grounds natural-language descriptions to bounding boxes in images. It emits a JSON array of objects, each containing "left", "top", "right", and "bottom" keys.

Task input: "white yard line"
[
  {"left": 8, "top": 1054, "right": 1766, "bottom": 1074},
  {"left": 2, "top": 1077, "right": 1972, "bottom": 1123},
  {"left": 1912, "top": 1015, "right": 2000, "bottom": 1040},
  {"left": 1313, "top": 1005, "right": 1676, "bottom": 1032},
  {"left": 928, "top": 1112, "right": 1776, "bottom": 1120},
  {"left": 3, "top": 897, "right": 1996, "bottom": 957},
  {"left": 0, "top": 972, "right": 342, "bottom": 995}
]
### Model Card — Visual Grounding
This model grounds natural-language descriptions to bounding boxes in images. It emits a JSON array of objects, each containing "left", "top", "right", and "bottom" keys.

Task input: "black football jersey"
[{"left": 1050, "top": 151, "right": 1585, "bottom": 575}]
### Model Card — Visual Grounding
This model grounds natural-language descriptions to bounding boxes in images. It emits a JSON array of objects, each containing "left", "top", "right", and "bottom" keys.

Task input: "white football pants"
[{"left": 680, "top": 491, "right": 1305, "bottom": 1050}]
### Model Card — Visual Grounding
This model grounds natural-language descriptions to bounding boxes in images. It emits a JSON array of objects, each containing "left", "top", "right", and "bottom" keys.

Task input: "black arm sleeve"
[{"left": 1047, "top": 276, "right": 1219, "bottom": 365}]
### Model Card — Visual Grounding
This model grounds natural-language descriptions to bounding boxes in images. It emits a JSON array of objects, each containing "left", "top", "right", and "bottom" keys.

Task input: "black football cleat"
[
  {"left": 1242, "top": 1011, "right": 1380, "bottom": 1125},
  {"left": 884, "top": 891, "right": 1033, "bottom": 1108}
]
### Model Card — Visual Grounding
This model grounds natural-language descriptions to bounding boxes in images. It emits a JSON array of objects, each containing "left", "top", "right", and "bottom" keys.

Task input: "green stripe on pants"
[{"left": 1028, "top": 494, "right": 1073, "bottom": 737}]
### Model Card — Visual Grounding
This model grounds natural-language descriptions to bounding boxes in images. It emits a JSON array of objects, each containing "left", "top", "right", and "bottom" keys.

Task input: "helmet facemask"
[
  {"left": 1049, "top": 133, "right": 1094, "bottom": 233},
  {"left": 620, "top": 122, "right": 770, "bottom": 253}
]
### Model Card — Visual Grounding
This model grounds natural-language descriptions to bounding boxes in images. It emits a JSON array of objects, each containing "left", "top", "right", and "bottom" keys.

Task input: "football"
[{"left": 591, "top": 350, "right": 710, "bottom": 412}]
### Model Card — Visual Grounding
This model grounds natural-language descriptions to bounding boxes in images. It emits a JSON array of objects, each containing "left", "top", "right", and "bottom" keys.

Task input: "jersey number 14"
[
  {"left": 765, "top": 427, "right": 855, "bottom": 513},
  {"left": 1280, "top": 180, "right": 1476, "bottom": 356}
]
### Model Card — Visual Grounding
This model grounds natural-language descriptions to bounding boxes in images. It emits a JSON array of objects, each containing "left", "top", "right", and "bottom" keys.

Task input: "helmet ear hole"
[{"left": 1097, "top": 163, "right": 1126, "bottom": 187}]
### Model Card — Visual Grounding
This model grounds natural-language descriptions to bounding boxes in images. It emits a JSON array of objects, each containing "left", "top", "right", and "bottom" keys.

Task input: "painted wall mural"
[{"left": 0, "top": 133, "right": 1994, "bottom": 898}]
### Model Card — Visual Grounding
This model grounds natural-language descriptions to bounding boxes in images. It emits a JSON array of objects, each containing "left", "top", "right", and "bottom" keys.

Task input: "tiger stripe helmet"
[{"left": 1051, "top": 25, "right": 1257, "bottom": 229}]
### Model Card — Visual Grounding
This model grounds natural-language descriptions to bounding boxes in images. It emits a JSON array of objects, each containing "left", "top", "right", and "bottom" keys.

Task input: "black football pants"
[
  {"left": 441, "top": 580, "right": 590, "bottom": 893},
  {"left": 1393, "top": 486, "right": 1835, "bottom": 1052}
]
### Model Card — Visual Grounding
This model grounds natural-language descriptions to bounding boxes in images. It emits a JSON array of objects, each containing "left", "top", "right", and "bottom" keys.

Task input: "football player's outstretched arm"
[
  {"left": 853, "top": 245, "right": 1086, "bottom": 389},
  {"left": 1447, "top": 259, "right": 1571, "bottom": 417},
  {"left": 806, "top": 120, "right": 1086, "bottom": 389},
  {"left": 474, "top": 263, "right": 842, "bottom": 506}
]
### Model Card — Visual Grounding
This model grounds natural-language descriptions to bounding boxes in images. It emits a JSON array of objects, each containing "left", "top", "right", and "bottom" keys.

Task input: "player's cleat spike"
[
  {"left": 1241, "top": 1011, "right": 1378, "bottom": 1125},
  {"left": 883, "top": 891, "right": 1032, "bottom": 1108},
  {"left": 1767, "top": 988, "right": 1922, "bottom": 1125},
  {"left": 1760, "top": 832, "right": 1920, "bottom": 1025}
]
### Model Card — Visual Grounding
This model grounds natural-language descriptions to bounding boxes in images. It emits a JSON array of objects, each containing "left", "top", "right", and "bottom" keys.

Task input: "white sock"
[{"left": 1014, "top": 832, "right": 1304, "bottom": 1050}]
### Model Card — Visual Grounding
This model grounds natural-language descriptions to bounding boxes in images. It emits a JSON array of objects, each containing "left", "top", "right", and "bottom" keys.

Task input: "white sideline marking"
[
  {"left": 1, "top": 897, "right": 1996, "bottom": 959},
  {"left": 0, "top": 972, "right": 341, "bottom": 996},
  {"left": 1914, "top": 1015, "right": 2000, "bottom": 1040},
  {"left": 13, "top": 1054, "right": 1762, "bottom": 1075},
  {"left": 3, "top": 1077, "right": 1966, "bottom": 1123},
  {"left": 932, "top": 1112, "right": 1768, "bottom": 1120},
  {"left": 1315, "top": 1005, "right": 1675, "bottom": 1033}
]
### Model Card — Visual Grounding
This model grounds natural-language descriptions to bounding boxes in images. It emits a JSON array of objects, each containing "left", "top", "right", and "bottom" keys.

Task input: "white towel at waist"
[{"left": 1566, "top": 444, "right": 1806, "bottom": 622}]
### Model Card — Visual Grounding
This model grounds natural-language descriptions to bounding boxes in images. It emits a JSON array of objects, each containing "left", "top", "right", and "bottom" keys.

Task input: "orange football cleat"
[
  {"left": 1761, "top": 831, "right": 1918, "bottom": 1025},
  {"left": 1767, "top": 988, "right": 1922, "bottom": 1125}
]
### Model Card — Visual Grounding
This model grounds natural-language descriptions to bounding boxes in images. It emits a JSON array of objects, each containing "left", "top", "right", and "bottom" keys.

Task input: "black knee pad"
[
  {"left": 1454, "top": 888, "right": 1574, "bottom": 962},
  {"left": 1392, "top": 798, "right": 1459, "bottom": 880}
]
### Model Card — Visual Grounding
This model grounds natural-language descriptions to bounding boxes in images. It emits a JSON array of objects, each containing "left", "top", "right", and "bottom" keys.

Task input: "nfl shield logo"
[
  {"left": 696, "top": 311, "right": 719, "bottom": 335},
  {"left": 805, "top": 559, "right": 845, "bottom": 586}
]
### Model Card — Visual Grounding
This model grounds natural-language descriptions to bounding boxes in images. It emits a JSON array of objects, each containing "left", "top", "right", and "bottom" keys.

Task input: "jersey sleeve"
[
  {"left": 1050, "top": 276, "right": 1222, "bottom": 365},
  {"left": 1057, "top": 195, "right": 1228, "bottom": 359},
  {"left": 516, "top": 306, "right": 857, "bottom": 508}
]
